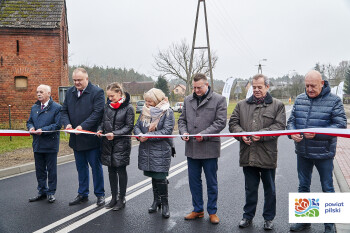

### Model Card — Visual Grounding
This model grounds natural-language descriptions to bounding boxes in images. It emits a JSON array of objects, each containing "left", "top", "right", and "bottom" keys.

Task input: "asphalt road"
[{"left": 0, "top": 106, "right": 328, "bottom": 233}]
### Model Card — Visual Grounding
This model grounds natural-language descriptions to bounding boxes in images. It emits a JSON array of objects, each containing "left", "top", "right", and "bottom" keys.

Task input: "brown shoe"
[
  {"left": 209, "top": 214, "right": 220, "bottom": 224},
  {"left": 184, "top": 211, "right": 204, "bottom": 220}
]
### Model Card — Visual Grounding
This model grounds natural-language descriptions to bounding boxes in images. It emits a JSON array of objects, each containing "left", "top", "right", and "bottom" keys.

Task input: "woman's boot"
[
  {"left": 148, "top": 178, "right": 161, "bottom": 213},
  {"left": 105, "top": 193, "right": 117, "bottom": 209},
  {"left": 105, "top": 168, "right": 118, "bottom": 209},
  {"left": 112, "top": 195, "right": 126, "bottom": 211},
  {"left": 157, "top": 179, "right": 170, "bottom": 218}
]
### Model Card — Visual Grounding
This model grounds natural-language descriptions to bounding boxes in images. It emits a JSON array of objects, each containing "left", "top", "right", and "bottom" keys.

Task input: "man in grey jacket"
[
  {"left": 178, "top": 73, "right": 227, "bottom": 224},
  {"left": 229, "top": 74, "right": 286, "bottom": 230}
]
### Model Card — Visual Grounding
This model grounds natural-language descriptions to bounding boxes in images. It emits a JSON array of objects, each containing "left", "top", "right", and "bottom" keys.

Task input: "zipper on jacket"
[
  {"left": 305, "top": 98, "right": 313, "bottom": 155},
  {"left": 110, "top": 109, "right": 119, "bottom": 162}
]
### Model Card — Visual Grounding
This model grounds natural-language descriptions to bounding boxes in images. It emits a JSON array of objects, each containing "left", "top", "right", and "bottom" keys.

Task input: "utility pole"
[
  {"left": 256, "top": 58, "right": 267, "bottom": 74},
  {"left": 188, "top": 0, "right": 214, "bottom": 89}
]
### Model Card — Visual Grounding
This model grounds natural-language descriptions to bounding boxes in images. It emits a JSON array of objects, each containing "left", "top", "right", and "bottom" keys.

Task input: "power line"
[
  {"left": 209, "top": 0, "right": 258, "bottom": 61},
  {"left": 206, "top": 4, "right": 256, "bottom": 65}
]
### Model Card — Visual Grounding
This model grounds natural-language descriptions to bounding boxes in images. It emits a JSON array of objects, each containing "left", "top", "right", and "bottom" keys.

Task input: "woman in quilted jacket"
[
  {"left": 97, "top": 82, "right": 135, "bottom": 211},
  {"left": 134, "top": 88, "right": 175, "bottom": 218}
]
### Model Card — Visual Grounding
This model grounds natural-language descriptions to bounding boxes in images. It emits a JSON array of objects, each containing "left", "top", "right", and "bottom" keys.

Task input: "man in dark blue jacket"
[
  {"left": 61, "top": 67, "right": 105, "bottom": 206},
  {"left": 27, "top": 84, "right": 61, "bottom": 203},
  {"left": 287, "top": 70, "right": 347, "bottom": 233}
]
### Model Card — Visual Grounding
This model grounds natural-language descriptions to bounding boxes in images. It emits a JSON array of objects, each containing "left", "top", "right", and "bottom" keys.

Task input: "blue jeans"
[
  {"left": 74, "top": 148, "right": 105, "bottom": 197},
  {"left": 187, "top": 157, "right": 218, "bottom": 215},
  {"left": 297, "top": 156, "right": 334, "bottom": 228},
  {"left": 242, "top": 166, "right": 276, "bottom": 221},
  {"left": 297, "top": 156, "right": 334, "bottom": 193},
  {"left": 34, "top": 152, "right": 57, "bottom": 195}
]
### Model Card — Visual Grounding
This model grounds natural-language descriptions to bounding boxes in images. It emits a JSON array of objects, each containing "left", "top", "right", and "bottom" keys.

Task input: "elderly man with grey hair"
[
  {"left": 27, "top": 84, "right": 62, "bottom": 203},
  {"left": 229, "top": 74, "right": 286, "bottom": 230},
  {"left": 287, "top": 70, "right": 346, "bottom": 233}
]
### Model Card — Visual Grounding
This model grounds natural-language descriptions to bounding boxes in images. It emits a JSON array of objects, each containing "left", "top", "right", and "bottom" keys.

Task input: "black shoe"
[
  {"left": 290, "top": 223, "right": 311, "bottom": 232},
  {"left": 112, "top": 196, "right": 126, "bottom": 211},
  {"left": 48, "top": 195, "right": 56, "bottom": 203},
  {"left": 324, "top": 224, "right": 335, "bottom": 233},
  {"left": 69, "top": 195, "right": 88, "bottom": 206},
  {"left": 29, "top": 194, "right": 47, "bottom": 202},
  {"left": 96, "top": 196, "right": 105, "bottom": 206},
  {"left": 264, "top": 220, "right": 273, "bottom": 230},
  {"left": 239, "top": 218, "right": 252, "bottom": 228},
  {"left": 105, "top": 196, "right": 117, "bottom": 209}
]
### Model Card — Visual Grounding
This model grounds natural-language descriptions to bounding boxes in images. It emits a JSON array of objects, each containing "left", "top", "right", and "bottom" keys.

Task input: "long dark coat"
[
  {"left": 98, "top": 93, "right": 135, "bottom": 167},
  {"left": 61, "top": 82, "right": 105, "bottom": 151}
]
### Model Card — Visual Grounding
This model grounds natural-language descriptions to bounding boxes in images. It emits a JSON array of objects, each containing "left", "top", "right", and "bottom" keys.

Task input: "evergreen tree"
[
  {"left": 314, "top": 62, "right": 328, "bottom": 80},
  {"left": 344, "top": 67, "right": 350, "bottom": 95},
  {"left": 155, "top": 76, "right": 170, "bottom": 96}
]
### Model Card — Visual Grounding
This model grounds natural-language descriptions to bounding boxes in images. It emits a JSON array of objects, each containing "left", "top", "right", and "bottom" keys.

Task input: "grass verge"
[{"left": 0, "top": 132, "right": 70, "bottom": 154}]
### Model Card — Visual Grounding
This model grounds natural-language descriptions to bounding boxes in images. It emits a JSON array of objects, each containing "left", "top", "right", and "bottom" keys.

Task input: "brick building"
[{"left": 0, "top": 0, "right": 69, "bottom": 124}]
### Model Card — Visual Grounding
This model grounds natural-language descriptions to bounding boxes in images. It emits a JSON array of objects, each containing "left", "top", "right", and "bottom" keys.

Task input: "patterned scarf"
[
  {"left": 109, "top": 97, "right": 125, "bottom": 109},
  {"left": 253, "top": 95, "right": 265, "bottom": 104},
  {"left": 140, "top": 98, "right": 170, "bottom": 132}
]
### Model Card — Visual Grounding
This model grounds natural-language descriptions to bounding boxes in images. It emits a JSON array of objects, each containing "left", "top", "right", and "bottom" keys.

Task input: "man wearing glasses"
[{"left": 178, "top": 73, "right": 227, "bottom": 224}]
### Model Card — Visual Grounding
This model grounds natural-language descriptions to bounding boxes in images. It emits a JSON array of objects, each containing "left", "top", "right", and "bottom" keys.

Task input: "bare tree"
[{"left": 154, "top": 39, "right": 218, "bottom": 95}]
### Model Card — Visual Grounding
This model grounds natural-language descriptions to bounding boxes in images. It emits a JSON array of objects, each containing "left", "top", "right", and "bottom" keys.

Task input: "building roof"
[
  {"left": 174, "top": 84, "right": 186, "bottom": 90},
  {"left": 122, "top": 81, "right": 154, "bottom": 96},
  {"left": 0, "top": 0, "right": 66, "bottom": 29}
]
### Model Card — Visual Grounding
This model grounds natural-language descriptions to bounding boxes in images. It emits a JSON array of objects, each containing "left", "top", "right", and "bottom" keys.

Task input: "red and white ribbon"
[{"left": 1, "top": 128, "right": 350, "bottom": 139}]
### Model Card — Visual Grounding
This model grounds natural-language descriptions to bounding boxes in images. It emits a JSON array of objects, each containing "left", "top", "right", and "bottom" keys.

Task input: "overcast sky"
[{"left": 66, "top": 0, "right": 350, "bottom": 81}]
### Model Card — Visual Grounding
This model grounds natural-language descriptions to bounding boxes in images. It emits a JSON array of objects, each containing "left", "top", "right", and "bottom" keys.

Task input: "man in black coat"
[
  {"left": 61, "top": 67, "right": 105, "bottom": 206},
  {"left": 27, "top": 84, "right": 61, "bottom": 203}
]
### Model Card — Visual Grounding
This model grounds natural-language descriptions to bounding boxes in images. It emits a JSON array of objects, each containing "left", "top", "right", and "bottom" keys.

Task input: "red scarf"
[{"left": 109, "top": 97, "right": 125, "bottom": 109}]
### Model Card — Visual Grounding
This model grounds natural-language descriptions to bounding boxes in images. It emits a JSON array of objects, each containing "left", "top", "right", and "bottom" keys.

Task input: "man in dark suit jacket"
[
  {"left": 61, "top": 67, "right": 105, "bottom": 206},
  {"left": 27, "top": 84, "right": 61, "bottom": 203}
]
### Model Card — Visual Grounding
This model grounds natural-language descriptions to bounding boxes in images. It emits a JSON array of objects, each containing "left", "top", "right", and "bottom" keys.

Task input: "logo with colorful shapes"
[{"left": 295, "top": 198, "right": 319, "bottom": 217}]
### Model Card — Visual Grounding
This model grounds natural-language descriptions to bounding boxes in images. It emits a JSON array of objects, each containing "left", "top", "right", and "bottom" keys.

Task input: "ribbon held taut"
[{"left": 1, "top": 128, "right": 350, "bottom": 139}]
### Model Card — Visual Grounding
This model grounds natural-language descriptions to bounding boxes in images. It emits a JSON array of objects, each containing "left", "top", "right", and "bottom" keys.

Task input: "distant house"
[
  {"left": 122, "top": 81, "right": 154, "bottom": 102},
  {"left": 172, "top": 84, "right": 186, "bottom": 96},
  {"left": 270, "top": 81, "right": 287, "bottom": 91},
  {"left": 0, "top": 0, "right": 69, "bottom": 124}
]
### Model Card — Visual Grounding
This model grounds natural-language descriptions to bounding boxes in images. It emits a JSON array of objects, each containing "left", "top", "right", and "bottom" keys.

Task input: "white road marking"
[
  {"left": 33, "top": 139, "right": 237, "bottom": 233},
  {"left": 55, "top": 166, "right": 188, "bottom": 233},
  {"left": 33, "top": 160, "right": 188, "bottom": 233}
]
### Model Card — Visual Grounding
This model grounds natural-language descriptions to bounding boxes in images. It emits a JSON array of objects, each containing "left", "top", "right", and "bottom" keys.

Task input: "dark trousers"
[
  {"left": 297, "top": 156, "right": 334, "bottom": 228},
  {"left": 74, "top": 148, "right": 105, "bottom": 197},
  {"left": 34, "top": 152, "right": 57, "bottom": 195},
  {"left": 242, "top": 166, "right": 276, "bottom": 221},
  {"left": 108, "top": 166, "right": 127, "bottom": 197},
  {"left": 187, "top": 157, "right": 218, "bottom": 215}
]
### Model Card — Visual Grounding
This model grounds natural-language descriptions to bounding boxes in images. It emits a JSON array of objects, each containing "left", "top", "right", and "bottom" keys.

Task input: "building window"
[
  {"left": 15, "top": 76, "right": 28, "bottom": 89},
  {"left": 59, "top": 86, "right": 70, "bottom": 105},
  {"left": 16, "top": 40, "right": 19, "bottom": 55}
]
